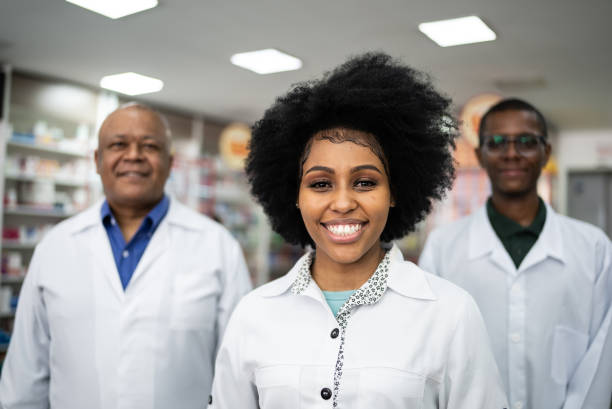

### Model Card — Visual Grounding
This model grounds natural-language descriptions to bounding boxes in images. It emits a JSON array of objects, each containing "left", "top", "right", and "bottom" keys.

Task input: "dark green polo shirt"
[{"left": 486, "top": 197, "right": 547, "bottom": 268}]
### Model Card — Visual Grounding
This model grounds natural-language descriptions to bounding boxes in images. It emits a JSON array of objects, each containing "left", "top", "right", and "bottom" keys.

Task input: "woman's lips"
[{"left": 322, "top": 222, "right": 366, "bottom": 243}]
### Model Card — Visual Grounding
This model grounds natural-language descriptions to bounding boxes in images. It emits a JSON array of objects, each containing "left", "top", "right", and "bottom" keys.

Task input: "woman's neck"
[{"left": 311, "top": 244, "right": 386, "bottom": 291}]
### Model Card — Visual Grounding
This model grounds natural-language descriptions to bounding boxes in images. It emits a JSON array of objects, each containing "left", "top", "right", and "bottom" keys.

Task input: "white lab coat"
[
  {"left": 209, "top": 245, "right": 508, "bottom": 409},
  {"left": 0, "top": 198, "right": 252, "bottom": 409},
  {"left": 419, "top": 203, "right": 612, "bottom": 409}
]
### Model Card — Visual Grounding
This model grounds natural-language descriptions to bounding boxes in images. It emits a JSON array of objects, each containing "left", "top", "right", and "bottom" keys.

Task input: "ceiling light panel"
[
  {"left": 65, "top": 0, "right": 158, "bottom": 19},
  {"left": 419, "top": 16, "right": 496, "bottom": 47},
  {"left": 100, "top": 72, "right": 164, "bottom": 96},
  {"left": 230, "top": 49, "right": 302, "bottom": 75}
]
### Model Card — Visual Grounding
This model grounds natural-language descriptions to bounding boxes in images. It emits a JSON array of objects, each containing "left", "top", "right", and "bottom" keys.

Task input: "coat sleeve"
[
  {"left": 0, "top": 246, "right": 50, "bottom": 408},
  {"left": 440, "top": 295, "right": 509, "bottom": 409},
  {"left": 208, "top": 299, "right": 258, "bottom": 409},
  {"left": 562, "top": 235, "right": 612, "bottom": 409},
  {"left": 215, "top": 236, "right": 252, "bottom": 350}
]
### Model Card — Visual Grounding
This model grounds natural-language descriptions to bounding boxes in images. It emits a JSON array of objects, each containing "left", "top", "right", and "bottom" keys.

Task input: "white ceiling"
[{"left": 1, "top": 0, "right": 611, "bottom": 131}]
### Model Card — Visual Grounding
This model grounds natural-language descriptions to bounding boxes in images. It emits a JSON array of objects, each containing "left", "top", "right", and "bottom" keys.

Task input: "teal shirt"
[
  {"left": 322, "top": 290, "right": 356, "bottom": 317},
  {"left": 486, "top": 197, "right": 547, "bottom": 268}
]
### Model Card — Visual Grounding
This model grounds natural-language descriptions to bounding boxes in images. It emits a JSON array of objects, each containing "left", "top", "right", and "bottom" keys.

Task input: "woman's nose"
[{"left": 329, "top": 187, "right": 357, "bottom": 213}]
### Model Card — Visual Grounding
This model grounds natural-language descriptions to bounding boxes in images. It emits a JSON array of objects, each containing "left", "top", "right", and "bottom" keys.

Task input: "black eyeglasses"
[{"left": 482, "top": 133, "right": 546, "bottom": 156}]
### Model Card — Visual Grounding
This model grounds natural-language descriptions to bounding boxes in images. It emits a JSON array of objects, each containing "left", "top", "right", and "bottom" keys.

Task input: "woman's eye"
[
  {"left": 355, "top": 179, "right": 376, "bottom": 189},
  {"left": 309, "top": 181, "right": 331, "bottom": 189}
]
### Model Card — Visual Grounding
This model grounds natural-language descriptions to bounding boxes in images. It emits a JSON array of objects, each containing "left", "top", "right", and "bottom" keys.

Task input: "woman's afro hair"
[{"left": 246, "top": 52, "right": 457, "bottom": 247}]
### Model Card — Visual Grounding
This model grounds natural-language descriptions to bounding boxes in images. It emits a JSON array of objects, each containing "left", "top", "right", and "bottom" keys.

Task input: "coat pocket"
[
  {"left": 254, "top": 365, "right": 301, "bottom": 409},
  {"left": 357, "top": 367, "right": 425, "bottom": 409},
  {"left": 169, "top": 269, "right": 218, "bottom": 331},
  {"left": 551, "top": 325, "right": 588, "bottom": 385}
]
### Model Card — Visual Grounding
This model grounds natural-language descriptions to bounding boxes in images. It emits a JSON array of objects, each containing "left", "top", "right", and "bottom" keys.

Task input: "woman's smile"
[{"left": 322, "top": 220, "right": 367, "bottom": 243}]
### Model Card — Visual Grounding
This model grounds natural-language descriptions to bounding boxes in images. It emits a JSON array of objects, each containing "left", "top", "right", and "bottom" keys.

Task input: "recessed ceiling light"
[
  {"left": 230, "top": 49, "right": 302, "bottom": 75},
  {"left": 419, "top": 16, "right": 496, "bottom": 47},
  {"left": 100, "top": 72, "right": 163, "bottom": 96},
  {"left": 65, "top": 0, "right": 158, "bottom": 19}
]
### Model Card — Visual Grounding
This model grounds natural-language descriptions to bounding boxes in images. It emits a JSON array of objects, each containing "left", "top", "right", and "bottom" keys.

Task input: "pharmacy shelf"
[
  {"left": 6, "top": 140, "right": 89, "bottom": 159},
  {"left": 0, "top": 312, "right": 15, "bottom": 319},
  {"left": 4, "top": 206, "right": 75, "bottom": 218},
  {"left": 0, "top": 275, "right": 26, "bottom": 284},
  {"left": 1, "top": 241, "right": 36, "bottom": 250},
  {"left": 4, "top": 173, "right": 87, "bottom": 187},
  {"left": 199, "top": 185, "right": 251, "bottom": 204}
]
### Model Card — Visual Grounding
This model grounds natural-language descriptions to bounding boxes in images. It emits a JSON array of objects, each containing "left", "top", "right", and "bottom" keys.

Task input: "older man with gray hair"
[{"left": 0, "top": 103, "right": 252, "bottom": 408}]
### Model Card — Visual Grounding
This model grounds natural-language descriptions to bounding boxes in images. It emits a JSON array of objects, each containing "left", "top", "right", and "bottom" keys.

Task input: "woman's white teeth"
[{"left": 326, "top": 224, "right": 362, "bottom": 236}]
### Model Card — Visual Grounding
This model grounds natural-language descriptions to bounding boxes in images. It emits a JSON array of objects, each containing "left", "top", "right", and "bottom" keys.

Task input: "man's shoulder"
[
  {"left": 552, "top": 210, "right": 610, "bottom": 242},
  {"left": 426, "top": 211, "right": 478, "bottom": 245},
  {"left": 166, "top": 199, "right": 241, "bottom": 247},
  {"left": 45, "top": 203, "right": 100, "bottom": 236},
  {"left": 167, "top": 199, "right": 228, "bottom": 233},
  {"left": 29, "top": 203, "right": 101, "bottom": 255}
]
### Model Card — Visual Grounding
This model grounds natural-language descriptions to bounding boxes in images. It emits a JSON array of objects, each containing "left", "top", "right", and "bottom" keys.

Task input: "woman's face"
[{"left": 298, "top": 131, "right": 393, "bottom": 267}]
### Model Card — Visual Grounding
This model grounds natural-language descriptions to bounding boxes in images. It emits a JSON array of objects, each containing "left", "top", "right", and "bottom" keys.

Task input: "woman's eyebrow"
[
  {"left": 351, "top": 164, "right": 382, "bottom": 174},
  {"left": 304, "top": 165, "right": 334, "bottom": 175}
]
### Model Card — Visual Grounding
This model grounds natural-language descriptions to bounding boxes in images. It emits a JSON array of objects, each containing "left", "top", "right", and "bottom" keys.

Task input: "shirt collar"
[
  {"left": 469, "top": 201, "right": 566, "bottom": 264},
  {"left": 288, "top": 248, "right": 393, "bottom": 328},
  {"left": 260, "top": 243, "right": 436, "bottom": 302},
  {"left": 290, "top": 245, "right": 392, "bottom": 297},
  {"left": 486, "top": 197, "right": 546, "bottom": 238},
  {"left": 100, "top": 195, "right": 170, "bottom": 232}
]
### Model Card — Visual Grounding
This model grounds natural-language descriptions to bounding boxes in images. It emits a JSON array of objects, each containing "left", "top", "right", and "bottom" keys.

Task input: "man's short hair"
[
  {"left": 116, "top": 102, "right": 173, "bottom": 144},
  {"left": 478, "top": 98, "right": 548, "bottom": 145}
]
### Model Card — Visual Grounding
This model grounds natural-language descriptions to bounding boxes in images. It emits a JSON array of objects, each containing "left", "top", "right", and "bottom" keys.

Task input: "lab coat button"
[
  {"left": 511, "top": 333, "right": 521, "bottom": 343},
  {"left": 208, "top": 395, "right": 212, "bottom": 404},
  {"left": 330, "top": 328, "right": 339, "bottom": 339},
  {"left": 321, "top": 387, "right": 332, "bottom": 400}
]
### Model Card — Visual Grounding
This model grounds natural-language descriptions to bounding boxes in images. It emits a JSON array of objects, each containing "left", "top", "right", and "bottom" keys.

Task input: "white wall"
[{"left": 556, "top": 129, "right": 612, "bottom": 214}]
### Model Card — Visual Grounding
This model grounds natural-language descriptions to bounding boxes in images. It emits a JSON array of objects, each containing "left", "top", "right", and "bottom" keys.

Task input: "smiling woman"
[{"left": 208, "top": 52, "right": 510, "bottom": 409}]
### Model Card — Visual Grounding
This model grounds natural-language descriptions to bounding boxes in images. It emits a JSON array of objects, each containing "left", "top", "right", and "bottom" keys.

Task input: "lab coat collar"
[
  {"left": 68, "top": 195, "right": 209, "bottom": 235},
  {"left": 259, "top": 252, "right": 309, "bottom": 297},
  {"left": 259, "top": 244, "right": 437, "bottom": 301},
  {"left": 68, "top": 198, "right": 106, "bottom": 234},
  {"left": 468, "top": 202, "right": 566, "bottom": 274},
  {"left": 386, "top": 245, "right": 437, "bottom": 301},
  {"left": 66, "top": 196, "right": 210, "bottom": 299},
  {"left": 517, "top": 202, "right": 566, "bottom": 271}
]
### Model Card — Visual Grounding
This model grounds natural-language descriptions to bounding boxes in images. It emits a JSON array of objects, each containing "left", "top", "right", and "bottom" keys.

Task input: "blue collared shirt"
[{"left": 101, "top": 195, "right": 170, "bottom": 290}]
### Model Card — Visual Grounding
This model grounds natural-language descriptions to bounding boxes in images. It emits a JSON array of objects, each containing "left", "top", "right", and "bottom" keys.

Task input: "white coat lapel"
[
  {"left": 518, "top": 203, "right": 566, "bottom": 273},
  {"left": 86, "top": 221, "right": 125, "bottom": 300},
  {"left": 126, "top": 216, "right": 170, "bottom": 292},
  {"left": 69, "top": 201, "right": 125, "bottom": 300},
  {"left": 469, "top": 206, "right": 517, "bottom": 276}
]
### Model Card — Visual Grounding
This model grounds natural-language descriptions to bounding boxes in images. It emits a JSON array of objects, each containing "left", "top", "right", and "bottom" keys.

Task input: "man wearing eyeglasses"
[{"left": 419, "top": 98, "right": 612, "bottom": 409}]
